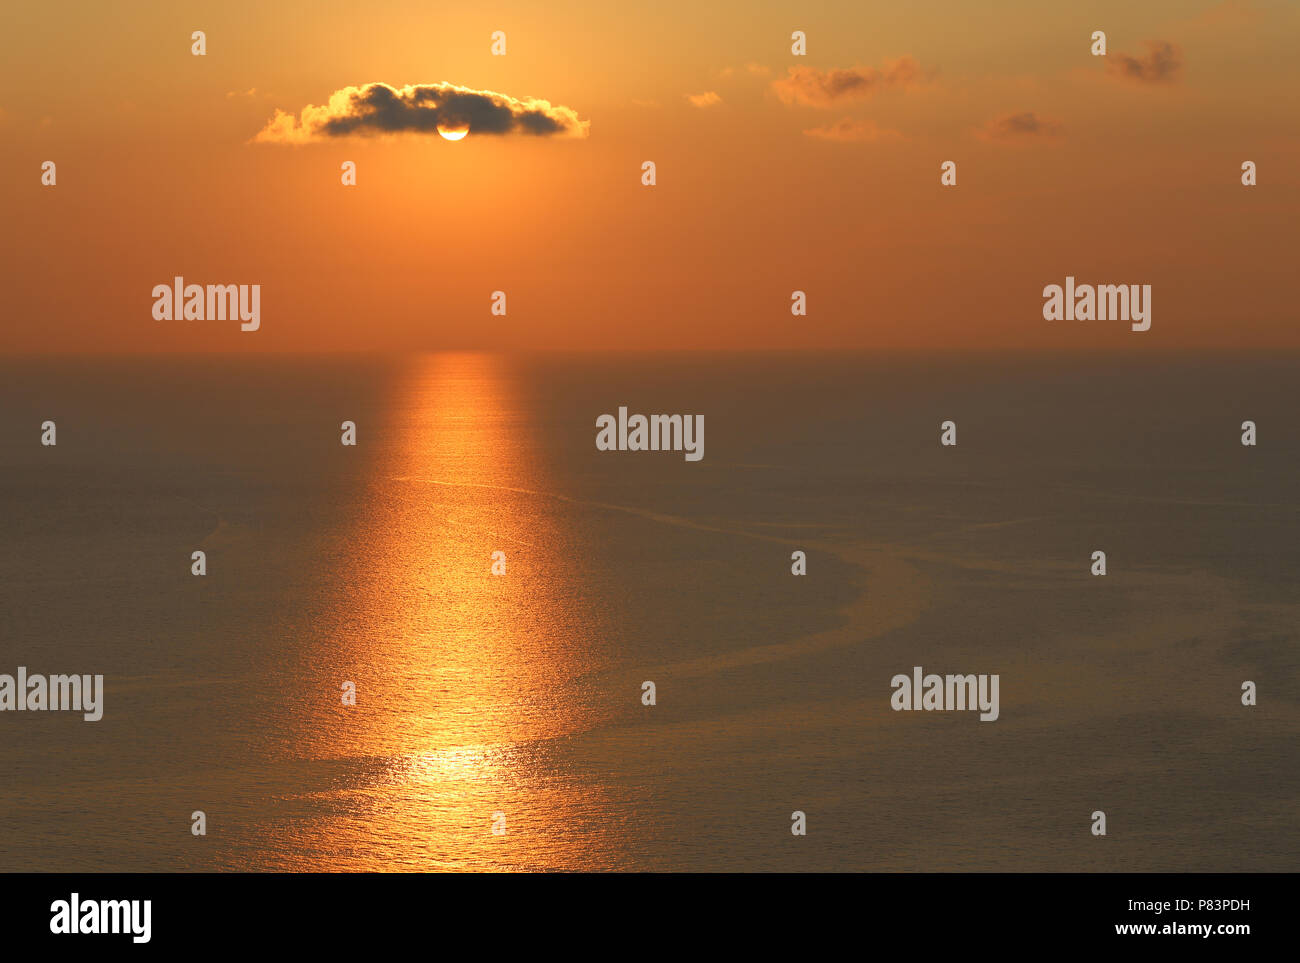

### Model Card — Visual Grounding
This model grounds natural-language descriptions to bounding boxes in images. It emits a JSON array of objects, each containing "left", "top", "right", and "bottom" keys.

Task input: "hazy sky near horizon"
[{"left": 2, "top": 0, "right": 1297, "bottom": 353}]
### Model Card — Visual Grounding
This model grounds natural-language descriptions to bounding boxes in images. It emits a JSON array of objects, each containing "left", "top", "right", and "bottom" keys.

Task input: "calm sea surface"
[{"left": 1, "top": 352, "right": 1296, "bottom": 870}]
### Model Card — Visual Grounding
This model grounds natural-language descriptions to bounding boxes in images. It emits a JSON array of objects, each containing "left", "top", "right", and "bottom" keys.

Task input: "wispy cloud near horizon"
[
  {"left": 772, "top": 57, "right": 924, "bottom": 108},
  {"left": 803, "top": 118, "right": 905, "bottom": 143}
]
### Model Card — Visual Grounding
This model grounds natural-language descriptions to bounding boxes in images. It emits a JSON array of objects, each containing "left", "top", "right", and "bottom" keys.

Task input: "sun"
[{"left": 437, "top": 122, "right": 469, "bottom": 141}]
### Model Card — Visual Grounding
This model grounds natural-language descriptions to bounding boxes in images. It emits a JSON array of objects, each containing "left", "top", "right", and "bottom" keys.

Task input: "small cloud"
[
  {"left": 803, "top": 118, "right": 905, "bottom": 143},
  {"left": 720, "top": 63, "right": 769, "bottom": 79},
  {"left": 977, "top": 111, "right": 1063, "bottom": 142},
  {"left": 772, "top": 57, "right": 923, "bottom": 108},
  {"left": 1107, "top": 41, "right": 1183, "bottom": 84},
  {"left": 226, "top": 88, "right": 258, "bottom": 99},
  {"left": 254, "top": 82, "right": 589, "bottom": 144},
  {"left": 686, "top": 91, "right": 723, "bottom": 108}
]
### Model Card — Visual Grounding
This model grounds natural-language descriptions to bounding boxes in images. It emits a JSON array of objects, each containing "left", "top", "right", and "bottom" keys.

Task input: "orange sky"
[{"left": 2, "top": 0, "right": 1297, "bottom": 353}]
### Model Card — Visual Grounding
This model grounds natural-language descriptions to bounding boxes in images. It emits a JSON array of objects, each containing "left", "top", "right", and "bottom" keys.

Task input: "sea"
[{"left": 0, "top": 351, "right": 1296, "bottom": 871}]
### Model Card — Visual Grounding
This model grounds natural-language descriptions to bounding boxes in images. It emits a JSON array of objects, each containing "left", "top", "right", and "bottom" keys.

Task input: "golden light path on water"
[{"left": 285, "top": 353, "right": 617, "bottom": 870}]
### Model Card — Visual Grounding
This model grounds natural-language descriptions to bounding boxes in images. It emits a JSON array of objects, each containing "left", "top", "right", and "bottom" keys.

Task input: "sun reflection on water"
[{"left": 281, "top": 353, "right": 616, "bottom": 871}]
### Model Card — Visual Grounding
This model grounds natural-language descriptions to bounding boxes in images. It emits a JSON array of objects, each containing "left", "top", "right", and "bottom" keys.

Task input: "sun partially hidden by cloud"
[
  {"left": 253, "top": 82, "right": 589, "bottom": 144},
  {"left": 771, "top": 57, "right": 923, "bottom": 108},
  {"left": 686, "top": 91, "right": 722, "bottom": 108},
  {"left": 803, "top": 118, "right": 905, "bottom": 143},
  {"left": 976, "top": 110, "right": 1063, "bottom": 143},
  {"left": 1106, "top": 41, "right": 1183, "bottom": 84}
]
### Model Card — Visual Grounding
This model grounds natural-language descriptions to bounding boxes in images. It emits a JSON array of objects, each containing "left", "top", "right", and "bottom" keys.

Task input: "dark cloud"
[
  {"left": 1107, "top": 42, "right": 1183, "bottom": 84},
  {"left": 977, "top": 111, "right": 1063, "bottom": 142},
  {"left": 254, "top": 82, "right": 588, "bottom": 143}
]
